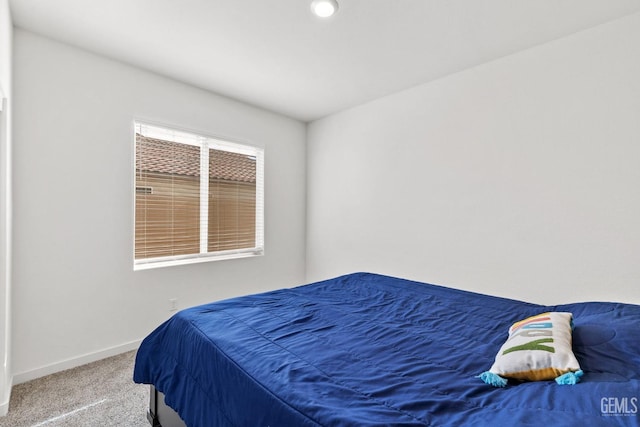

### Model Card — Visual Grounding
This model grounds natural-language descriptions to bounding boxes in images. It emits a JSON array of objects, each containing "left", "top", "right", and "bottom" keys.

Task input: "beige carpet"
[{"left": 0, "top": 351, "right": 149, "bottom": 427}]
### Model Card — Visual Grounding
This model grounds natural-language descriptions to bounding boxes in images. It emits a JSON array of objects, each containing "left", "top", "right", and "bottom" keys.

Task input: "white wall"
[
  {"left": 12, "top": 30, "right": 307, "bottom": 381},
  {"left": 307, "top": 13, "right": 640, "bottom": 306},
  {"left": 0, "top": 0, "right": 12, "bottom": 414}
]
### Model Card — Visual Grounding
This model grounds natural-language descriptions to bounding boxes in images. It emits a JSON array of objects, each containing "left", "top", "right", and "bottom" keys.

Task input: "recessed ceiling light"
[{"left": 310, "top": 0, "right": 339, "bottom": 18}]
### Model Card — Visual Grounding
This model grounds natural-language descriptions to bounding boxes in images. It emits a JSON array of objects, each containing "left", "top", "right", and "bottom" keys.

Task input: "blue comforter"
[{"left": 134, "top": 273, "right": 640, "bottom": 426}]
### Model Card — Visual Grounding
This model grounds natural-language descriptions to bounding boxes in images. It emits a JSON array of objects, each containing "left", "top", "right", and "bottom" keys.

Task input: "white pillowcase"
[{"left": 481, "top": 312, "right": 581, "bottom": 385}]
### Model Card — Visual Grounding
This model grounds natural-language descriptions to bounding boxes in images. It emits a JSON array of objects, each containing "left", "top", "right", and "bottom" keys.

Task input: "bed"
[{"left": 133, "top": 272, "right": 640, "bottom": 426}]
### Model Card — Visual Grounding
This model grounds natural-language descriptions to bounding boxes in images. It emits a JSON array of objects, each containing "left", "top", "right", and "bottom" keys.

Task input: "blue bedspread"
[{"left": 134, "top": 273, "right": 640, "bottom": 426}]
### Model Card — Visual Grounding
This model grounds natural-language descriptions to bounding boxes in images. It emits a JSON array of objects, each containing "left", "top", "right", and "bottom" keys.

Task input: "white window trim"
[
  {"left": 134, "top": 248, "right": 264, "bottom": 271},
  {"left": 199, "top": 139, "right": 210, "bottom": 254}
]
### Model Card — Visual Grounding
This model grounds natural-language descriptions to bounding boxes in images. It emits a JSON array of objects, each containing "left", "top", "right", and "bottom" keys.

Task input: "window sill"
[{"left": 134, "top": 249, "right": 264, "bottom": 271}]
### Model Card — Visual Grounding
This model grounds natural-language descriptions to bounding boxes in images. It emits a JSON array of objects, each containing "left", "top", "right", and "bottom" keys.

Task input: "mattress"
[{"left": 134, "top": 272, "right": 640, "bottom": 426}]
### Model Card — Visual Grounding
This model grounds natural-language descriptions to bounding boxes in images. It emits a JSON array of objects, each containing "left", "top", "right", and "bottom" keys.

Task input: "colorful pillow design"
[{"left": 478, "top": 312, "right": 583, "bottom": 387}]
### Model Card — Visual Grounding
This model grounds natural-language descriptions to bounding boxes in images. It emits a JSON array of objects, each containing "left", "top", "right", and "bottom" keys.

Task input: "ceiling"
[{"left": 9, "top": 0, "right": 640, "bottom": 122}]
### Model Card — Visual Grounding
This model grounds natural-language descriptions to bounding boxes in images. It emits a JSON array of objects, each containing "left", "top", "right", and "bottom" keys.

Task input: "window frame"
[{"left": 132, "top": 121, "right": 264, "bottom": 271}]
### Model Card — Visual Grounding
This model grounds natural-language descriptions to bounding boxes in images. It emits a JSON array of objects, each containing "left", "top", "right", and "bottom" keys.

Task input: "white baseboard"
[
  {"left": 12, "top": 339, "right": 142, "bottom": 385},
  {"left": 0, "top": 372, "right": 13, "bottom": 417}
]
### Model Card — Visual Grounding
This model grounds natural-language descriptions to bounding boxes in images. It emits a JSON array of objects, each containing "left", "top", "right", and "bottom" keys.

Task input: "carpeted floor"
[{"left": 0, "top": 351, "right": 149, "bottom": 427}]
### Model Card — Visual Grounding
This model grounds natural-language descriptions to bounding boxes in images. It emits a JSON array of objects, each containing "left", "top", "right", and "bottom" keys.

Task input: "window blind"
[{"left": 134, "top": 122, "right": 264, "bottom": 269}]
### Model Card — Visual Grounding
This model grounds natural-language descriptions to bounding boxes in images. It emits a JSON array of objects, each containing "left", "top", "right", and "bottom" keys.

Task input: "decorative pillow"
[{"left": 478, "top": 312, "right": 583, "bottom": 387}]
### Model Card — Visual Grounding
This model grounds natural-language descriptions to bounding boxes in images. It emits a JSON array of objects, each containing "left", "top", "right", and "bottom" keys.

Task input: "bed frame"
[{"left": 147, "top": 385, "right": 187, "bottom": 427}]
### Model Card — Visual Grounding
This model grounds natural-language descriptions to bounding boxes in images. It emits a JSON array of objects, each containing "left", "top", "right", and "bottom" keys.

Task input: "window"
[{"left": 134, "top": 122, "right": 264, "bottom": 270}]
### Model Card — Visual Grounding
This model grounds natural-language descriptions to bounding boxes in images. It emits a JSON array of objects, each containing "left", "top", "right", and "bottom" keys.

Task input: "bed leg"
[
  {"left": 147, "top": 411, "right": 161, "bottom": 427},
  {"left": 147, "top": 385, "right": 162, "bottom": 427}
]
